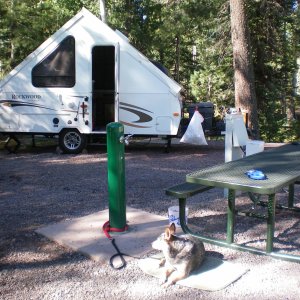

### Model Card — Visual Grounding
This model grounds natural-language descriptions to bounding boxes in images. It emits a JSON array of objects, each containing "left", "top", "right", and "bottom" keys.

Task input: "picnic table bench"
[{"left": 165, "top": 182, "right": 214, "bottom": 199}]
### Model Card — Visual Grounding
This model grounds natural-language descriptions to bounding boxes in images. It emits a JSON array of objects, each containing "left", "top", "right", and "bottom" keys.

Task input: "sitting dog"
[{"left": 152, "top": 223, "right": 205, "bottom": 287}]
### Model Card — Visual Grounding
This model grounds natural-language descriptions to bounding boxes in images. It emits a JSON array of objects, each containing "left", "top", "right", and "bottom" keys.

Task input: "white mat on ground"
[{"left": 139, "top": 254, "right": 249, "bottom": 291}]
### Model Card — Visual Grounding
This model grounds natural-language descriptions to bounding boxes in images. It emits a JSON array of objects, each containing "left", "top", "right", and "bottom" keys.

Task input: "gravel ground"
[{"left": 1, "top": 139, "right": 300, "bottom": 300}]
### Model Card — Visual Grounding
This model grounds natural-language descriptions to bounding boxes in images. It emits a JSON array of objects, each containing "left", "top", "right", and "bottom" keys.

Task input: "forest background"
[{"left": 1, "top": 0, "right": 300, "bottom": 142}]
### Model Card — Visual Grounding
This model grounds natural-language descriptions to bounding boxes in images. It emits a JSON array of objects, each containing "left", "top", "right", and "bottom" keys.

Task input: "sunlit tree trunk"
[
  {"left": 230, "top": 0, "right": 259, "bottom": 137},
  {"left": 9, "top": 0, "right": 15, "bottom": 64},
  {"left": 99, "top": 0, "right": 106, "bottom": 23}
]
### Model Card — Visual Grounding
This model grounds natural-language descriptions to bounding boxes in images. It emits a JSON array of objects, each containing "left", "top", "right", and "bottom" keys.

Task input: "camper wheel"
[{"left": 59, "top": 129, "right": 87, "bottom": 154}]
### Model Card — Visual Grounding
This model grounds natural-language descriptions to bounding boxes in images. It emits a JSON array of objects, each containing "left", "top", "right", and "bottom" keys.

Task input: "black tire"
[{"left": 59, "top": 129, "right": 87, "bottom": 154}]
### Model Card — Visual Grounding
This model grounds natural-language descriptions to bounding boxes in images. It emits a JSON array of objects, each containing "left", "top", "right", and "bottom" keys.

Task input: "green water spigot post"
[{"left": 106, "top": 122, "right": 127, "bottom": 230}]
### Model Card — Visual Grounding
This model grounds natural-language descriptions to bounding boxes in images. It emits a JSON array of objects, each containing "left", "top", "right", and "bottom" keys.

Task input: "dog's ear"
[
  {"left": 165, "top": 228, "right": 174, "bottom": 242},
  {"left": 169, "top": 223, "right": 176, "bottom": 235},
  {"left": 165, "top": 228, "right": 170, "bottom": 240},
  {"left": 165, "top": 223, "right": 176, "bottom": 241}
]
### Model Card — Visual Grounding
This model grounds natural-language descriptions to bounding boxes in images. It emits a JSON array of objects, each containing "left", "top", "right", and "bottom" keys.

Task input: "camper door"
[{"left": 91, "top": 44, "right": 119, "bottom": 132}]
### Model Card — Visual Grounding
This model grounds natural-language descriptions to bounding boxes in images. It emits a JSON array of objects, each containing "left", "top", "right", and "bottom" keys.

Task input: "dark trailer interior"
[{"left": 92, "top": 46, "right": 115, "bottom": 132}]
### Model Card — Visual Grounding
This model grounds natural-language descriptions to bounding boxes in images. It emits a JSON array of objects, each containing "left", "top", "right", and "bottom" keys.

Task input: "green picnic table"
[{"left": 183, "top": 143, "right": 300, "bottom": 262}]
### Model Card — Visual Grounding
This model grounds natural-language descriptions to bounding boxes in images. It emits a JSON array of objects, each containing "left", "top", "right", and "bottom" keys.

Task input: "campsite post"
[{"left": 107, "top": 122, "right": 127, "bottom": 230}]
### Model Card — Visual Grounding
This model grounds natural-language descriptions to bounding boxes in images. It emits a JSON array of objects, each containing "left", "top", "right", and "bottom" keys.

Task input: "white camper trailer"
[{"left": 0, "top": 8, "right": 182, "bottom": 153}]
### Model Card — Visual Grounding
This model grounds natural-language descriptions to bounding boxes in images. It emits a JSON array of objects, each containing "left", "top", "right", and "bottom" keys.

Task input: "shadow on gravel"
[{"left": 0, "top": 248, "right": 87, "bottom": 271}]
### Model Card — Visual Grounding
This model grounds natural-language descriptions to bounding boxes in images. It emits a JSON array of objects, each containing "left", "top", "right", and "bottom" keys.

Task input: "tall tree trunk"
[
  {"left": 230, "top": 0, "right": 259, "bottom": 137},
  {"left": 99, "top": 0, "right": 106, "bottom": 23},
  {"left": 9, "top": 0, "right": 16, "bottom": 66},
  {"left": 175, "top": 36, "right": 180, "bottom": 82}
]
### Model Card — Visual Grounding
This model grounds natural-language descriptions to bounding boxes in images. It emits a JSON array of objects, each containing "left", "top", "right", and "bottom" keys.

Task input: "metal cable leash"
[{"left": 102, "top": 221, "right": 133, "bottom": 270}]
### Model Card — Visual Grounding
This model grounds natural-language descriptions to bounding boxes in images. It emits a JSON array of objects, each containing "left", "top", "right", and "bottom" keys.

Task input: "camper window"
[{"left": 32, "top": 36, "right": 75, "bottom": 88}]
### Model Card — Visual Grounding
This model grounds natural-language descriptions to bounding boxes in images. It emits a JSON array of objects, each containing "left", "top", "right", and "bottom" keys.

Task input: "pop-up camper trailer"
[{"left": 0, "top": 8, "right": 182, "bottom": 153}]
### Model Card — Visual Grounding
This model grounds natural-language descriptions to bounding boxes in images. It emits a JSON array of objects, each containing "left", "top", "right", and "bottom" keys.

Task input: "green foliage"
[
  {"left": 0, "top": 0, "right": 69, "bottom": 76},
  {"left": 172, "top": 0, "right": 233, "bottom": 105},
  {"left": 259, "top": 99, "right": 300, "bottom": 142},
  {"left": 189, "top": 55, "right": 233, "bottom": 107},
  {"left": 50, "top": 0, "right": 99, "bottom": 17},
  {"left": 1, "top": 0, "right": 300, "bottom": 142},
  {"left": 246, "top": 1, "right": 299, "bottom": 137},
  {"left": 107, "top": 0, "right": 164, "bottom": 54},
  {"left": 106, "top": 0, "right": 225, "bottom": 118},
  {"left": 0, "top": 0, "right": 98, "bottom": 78}
]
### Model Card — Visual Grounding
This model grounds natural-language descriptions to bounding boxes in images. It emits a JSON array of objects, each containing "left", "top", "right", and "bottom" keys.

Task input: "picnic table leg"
[
  {"left": 179, "top": 198, "right": 190, "bottom": 234},
  {"left": 288, "top": 184, "right": 294, "bottom": 208},
  {"left": 227, "top": 189, "right": 236, "bottom": 244},
  {"left": 266, "top": 193, "right": 276, "bottom": 253}
]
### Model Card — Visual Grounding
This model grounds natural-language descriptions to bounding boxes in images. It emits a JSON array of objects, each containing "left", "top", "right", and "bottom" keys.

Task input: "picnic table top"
[{"left": 186, "top": 143, "right": 300, "bottom": 194}]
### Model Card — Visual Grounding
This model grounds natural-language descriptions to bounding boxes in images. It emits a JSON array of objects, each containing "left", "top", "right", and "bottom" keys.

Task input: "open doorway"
[{"left": 92, "top": 46, "right": 115, "bottom": 131}]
